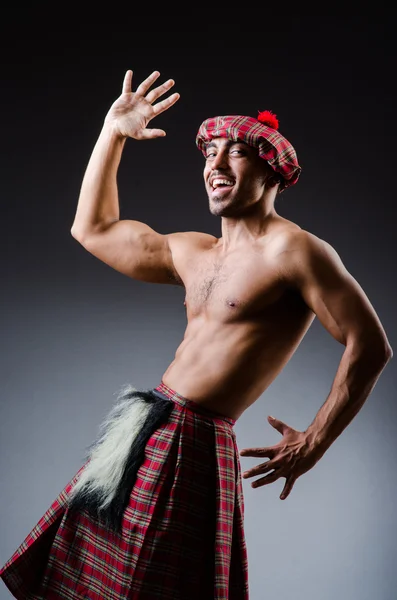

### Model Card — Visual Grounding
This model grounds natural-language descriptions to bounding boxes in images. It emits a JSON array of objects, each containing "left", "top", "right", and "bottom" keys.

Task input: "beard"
[
  {"left": 208, "top": 188, "right": 240, "bottom": 217},
  {"left": 209, "top": 202, "right": 241, "bottom": 217},
  {"left": 208, "top": 192, "right": 257, "bottom": 218}
]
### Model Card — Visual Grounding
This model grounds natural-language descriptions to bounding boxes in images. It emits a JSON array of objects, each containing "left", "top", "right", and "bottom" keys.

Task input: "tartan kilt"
[{"left": 0, "top": 381, "right": 249, "bottom": 599}]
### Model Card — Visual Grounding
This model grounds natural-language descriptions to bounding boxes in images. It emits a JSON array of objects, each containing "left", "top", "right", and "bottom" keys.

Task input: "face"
[{"left": 203, "top": 138, "right": 272, "bottom": 217}]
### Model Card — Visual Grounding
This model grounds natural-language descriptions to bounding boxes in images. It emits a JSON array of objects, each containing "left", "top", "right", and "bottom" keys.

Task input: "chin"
[{"left": 209, "top": 201, "right": 241, "bottom": 218}]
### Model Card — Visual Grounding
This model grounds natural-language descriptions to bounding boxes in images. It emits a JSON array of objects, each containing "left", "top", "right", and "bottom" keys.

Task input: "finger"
[
  {"left": 242, "top": 460, "right": 276, "bottom": 479},
  {"left": 268, "top": 415, "right": 288, "bottom": 435},
  {"left": 239, "top": 447, "right": 275, "bottom": 458},
  {"left": 139, "top": 128, "right": 167, "bottom": 140},
  {"left": 122, "top": 70, "right": 133, "bottom": 94},
  {"left": 280, "top": 477, "right": 296, "bottom": 500},
  {"left": 152, "top": 92, "right": 180, "bottom": 116},
  {"left": 251, "top": 472, "right": 280, "bottom": 488},
  {"left": 145, "top": 78, "right": 175, "bottom": 104},
  {"left": 135, "top": 71, "right": 161, "bottom": 96}
]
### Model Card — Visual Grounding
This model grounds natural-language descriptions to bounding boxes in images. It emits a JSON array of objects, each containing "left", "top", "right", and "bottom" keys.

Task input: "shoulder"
[
  {"left": 265, "top": 218, "right": 332, "bottom": 254},
  {"left": 280, "top": 228, "right": 340, "bottom": 258},
  {"left": 167, "top": 230, "right": 217, "bottom": 254},
  {"left": 170, "top": 230, "right": 218, "bottom": 246},
  {"left": 269, "top": 225, "right": 346, "bottom": 285}
]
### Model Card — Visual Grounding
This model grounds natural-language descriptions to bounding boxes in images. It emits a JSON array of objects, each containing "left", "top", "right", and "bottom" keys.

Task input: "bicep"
[
  {"left": 292, "top": 236, "right": 385, "bottom": 346},
  {"left": 74, "top": 220, "right": 183, "bottom": 285}
]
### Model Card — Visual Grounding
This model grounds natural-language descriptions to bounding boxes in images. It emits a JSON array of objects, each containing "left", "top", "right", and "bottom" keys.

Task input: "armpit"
[{"left": 167, "top": 266, "right": 184, "bottom": 286}]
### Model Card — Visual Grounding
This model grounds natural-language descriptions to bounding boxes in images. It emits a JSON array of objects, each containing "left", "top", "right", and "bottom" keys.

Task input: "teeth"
[{"left": 212, "top": 178, "right": 234, "bottom": 188}]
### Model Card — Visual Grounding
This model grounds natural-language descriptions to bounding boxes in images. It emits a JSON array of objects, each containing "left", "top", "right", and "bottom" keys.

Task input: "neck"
[{"left": 219, "top": 196, "right": 278, "bottom": 251}]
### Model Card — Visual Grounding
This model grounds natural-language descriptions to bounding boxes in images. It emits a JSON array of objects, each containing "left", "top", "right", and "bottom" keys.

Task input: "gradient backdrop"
[{"left": 1, "top": 18, "right": 396, "bottom": 600}]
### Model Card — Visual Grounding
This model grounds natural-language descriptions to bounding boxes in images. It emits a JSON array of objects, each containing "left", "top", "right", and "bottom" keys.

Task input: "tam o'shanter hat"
[{"left": 196, "top": 110, "right": 301, "bottom": 188}]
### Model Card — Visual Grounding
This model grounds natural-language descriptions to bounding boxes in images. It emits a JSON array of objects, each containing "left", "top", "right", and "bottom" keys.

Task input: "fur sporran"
[{"left": 67, "top": 384, "right": 174, "bottom": 533}]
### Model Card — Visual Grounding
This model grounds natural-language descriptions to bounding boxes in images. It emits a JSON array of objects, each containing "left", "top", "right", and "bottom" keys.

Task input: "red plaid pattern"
[
  {"left": 196, "top": 115, "right": 301, "bottom": 187},
  {"left": 0, "top": 382, "right": 249, "bottom": 599}
]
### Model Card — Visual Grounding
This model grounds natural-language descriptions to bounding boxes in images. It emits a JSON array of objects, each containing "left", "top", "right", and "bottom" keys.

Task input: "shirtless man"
[{"left": 71, "top": 69, "right": 392, "bottom": 501}]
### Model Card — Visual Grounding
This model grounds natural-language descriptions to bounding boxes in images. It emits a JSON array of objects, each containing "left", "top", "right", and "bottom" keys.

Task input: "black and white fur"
[{"left": 67, "top": 384, "right": 174, "bottom": 533}]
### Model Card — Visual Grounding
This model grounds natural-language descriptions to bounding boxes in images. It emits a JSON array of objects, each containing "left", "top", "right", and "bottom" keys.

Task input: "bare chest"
[{"left": 184, "top": 252, "right": 285, "bottom": 319}]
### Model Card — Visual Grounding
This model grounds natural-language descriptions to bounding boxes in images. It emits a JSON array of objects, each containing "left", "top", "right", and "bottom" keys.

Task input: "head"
[{"left": 196, "top": 113, "right": 301, "bottom": 217}]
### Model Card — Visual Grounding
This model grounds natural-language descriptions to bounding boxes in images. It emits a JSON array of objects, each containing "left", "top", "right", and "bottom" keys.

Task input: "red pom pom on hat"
[{"left": 257, "top": 110, "right": 279, "bottom": 130}]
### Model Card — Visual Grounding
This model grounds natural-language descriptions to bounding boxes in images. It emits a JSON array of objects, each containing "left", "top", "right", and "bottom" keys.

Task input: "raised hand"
[
  {"left": 104, "top": 69, "right": 180, "bottom": 140},
  {"left": 239, "top": 416, "right": 322, "bottom": 500}
]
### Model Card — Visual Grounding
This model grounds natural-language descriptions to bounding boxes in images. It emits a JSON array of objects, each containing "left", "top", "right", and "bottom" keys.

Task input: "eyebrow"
[{"left": 205, "top": 140, "right": 246, "bottom": 150}]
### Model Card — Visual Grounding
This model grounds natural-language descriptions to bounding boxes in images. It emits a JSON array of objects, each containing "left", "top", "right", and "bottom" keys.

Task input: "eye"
[
  {"left": 205, "top": 152, "right": 216, "bottom": 159},
  {"left": 230, "top": 148, "right": 246, "bottom": 155}
]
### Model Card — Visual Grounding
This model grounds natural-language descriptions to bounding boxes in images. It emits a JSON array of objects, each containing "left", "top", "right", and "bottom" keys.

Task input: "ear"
[{"left": 265, "top": 173, "right": 281, "bottom": 189}]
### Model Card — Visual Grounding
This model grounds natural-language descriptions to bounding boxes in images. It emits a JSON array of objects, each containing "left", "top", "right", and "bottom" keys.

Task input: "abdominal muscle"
[{"left": 162, "top": 308, "right": 315, "bottom": 420}]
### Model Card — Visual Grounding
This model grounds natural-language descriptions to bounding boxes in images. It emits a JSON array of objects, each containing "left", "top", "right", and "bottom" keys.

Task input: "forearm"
[
  {"left": 305, "top": 341, "right": 392, "bottom": 457},
  {"left": 71, "top": 123, "right": 127, "bottom": 238}
]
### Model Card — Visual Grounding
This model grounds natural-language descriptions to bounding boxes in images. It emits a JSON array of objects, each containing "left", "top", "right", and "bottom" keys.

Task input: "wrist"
[
  {"left": 102, "top": 118, "right": 128, "bottom": 143},
  {"left": 304, "top": 426, "right": 330, "bottom": 459}
]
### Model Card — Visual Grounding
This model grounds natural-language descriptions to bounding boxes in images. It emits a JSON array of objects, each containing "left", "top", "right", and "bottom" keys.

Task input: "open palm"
[{"left": 104, "top": 69, "right": 180, "bottom": 140}]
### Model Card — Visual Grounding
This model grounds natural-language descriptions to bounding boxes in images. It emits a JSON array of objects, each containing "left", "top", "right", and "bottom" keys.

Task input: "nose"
[{"left": 211, "top": 149, "right": 229, "bottom": 170}]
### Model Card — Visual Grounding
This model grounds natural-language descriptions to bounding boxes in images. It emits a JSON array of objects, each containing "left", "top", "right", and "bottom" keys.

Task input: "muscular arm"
[
  {"left": 285, "top": 231, "right": 393, "bottom": 457},
  {"left": 70, "top": 123, "right": 182, "bottom": 284},
  {"left": 70, "top": 70, "right": 183, "bottom": 285}
]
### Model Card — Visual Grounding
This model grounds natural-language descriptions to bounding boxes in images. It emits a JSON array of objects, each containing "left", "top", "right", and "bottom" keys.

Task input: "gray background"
[{"left": 1, "top": 18, "right": 396, "bottom": 600}]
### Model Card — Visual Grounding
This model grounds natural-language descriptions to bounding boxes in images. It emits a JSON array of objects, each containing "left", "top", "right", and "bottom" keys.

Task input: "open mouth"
[{"left": 211, "top": 177, "right": 235, "bottom": 193}]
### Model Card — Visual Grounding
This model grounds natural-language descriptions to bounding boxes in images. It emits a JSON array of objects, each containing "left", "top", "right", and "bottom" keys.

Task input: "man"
[{"left": 1, "top": 69, "right": 392, "bottom": 599}]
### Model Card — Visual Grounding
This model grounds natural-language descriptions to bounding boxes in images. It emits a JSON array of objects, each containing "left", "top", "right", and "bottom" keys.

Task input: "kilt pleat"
[{"left": 0, "top": 381, "right": 249, "bottom": 599}]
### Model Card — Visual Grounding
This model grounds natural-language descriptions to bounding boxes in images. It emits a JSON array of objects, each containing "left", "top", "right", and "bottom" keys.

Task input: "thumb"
[
  {"left": 268, "top": 415, "right": 286, "bottom": 434},
  {"left": 139, "top": 128, "right": 167, "bottom": 139}
]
